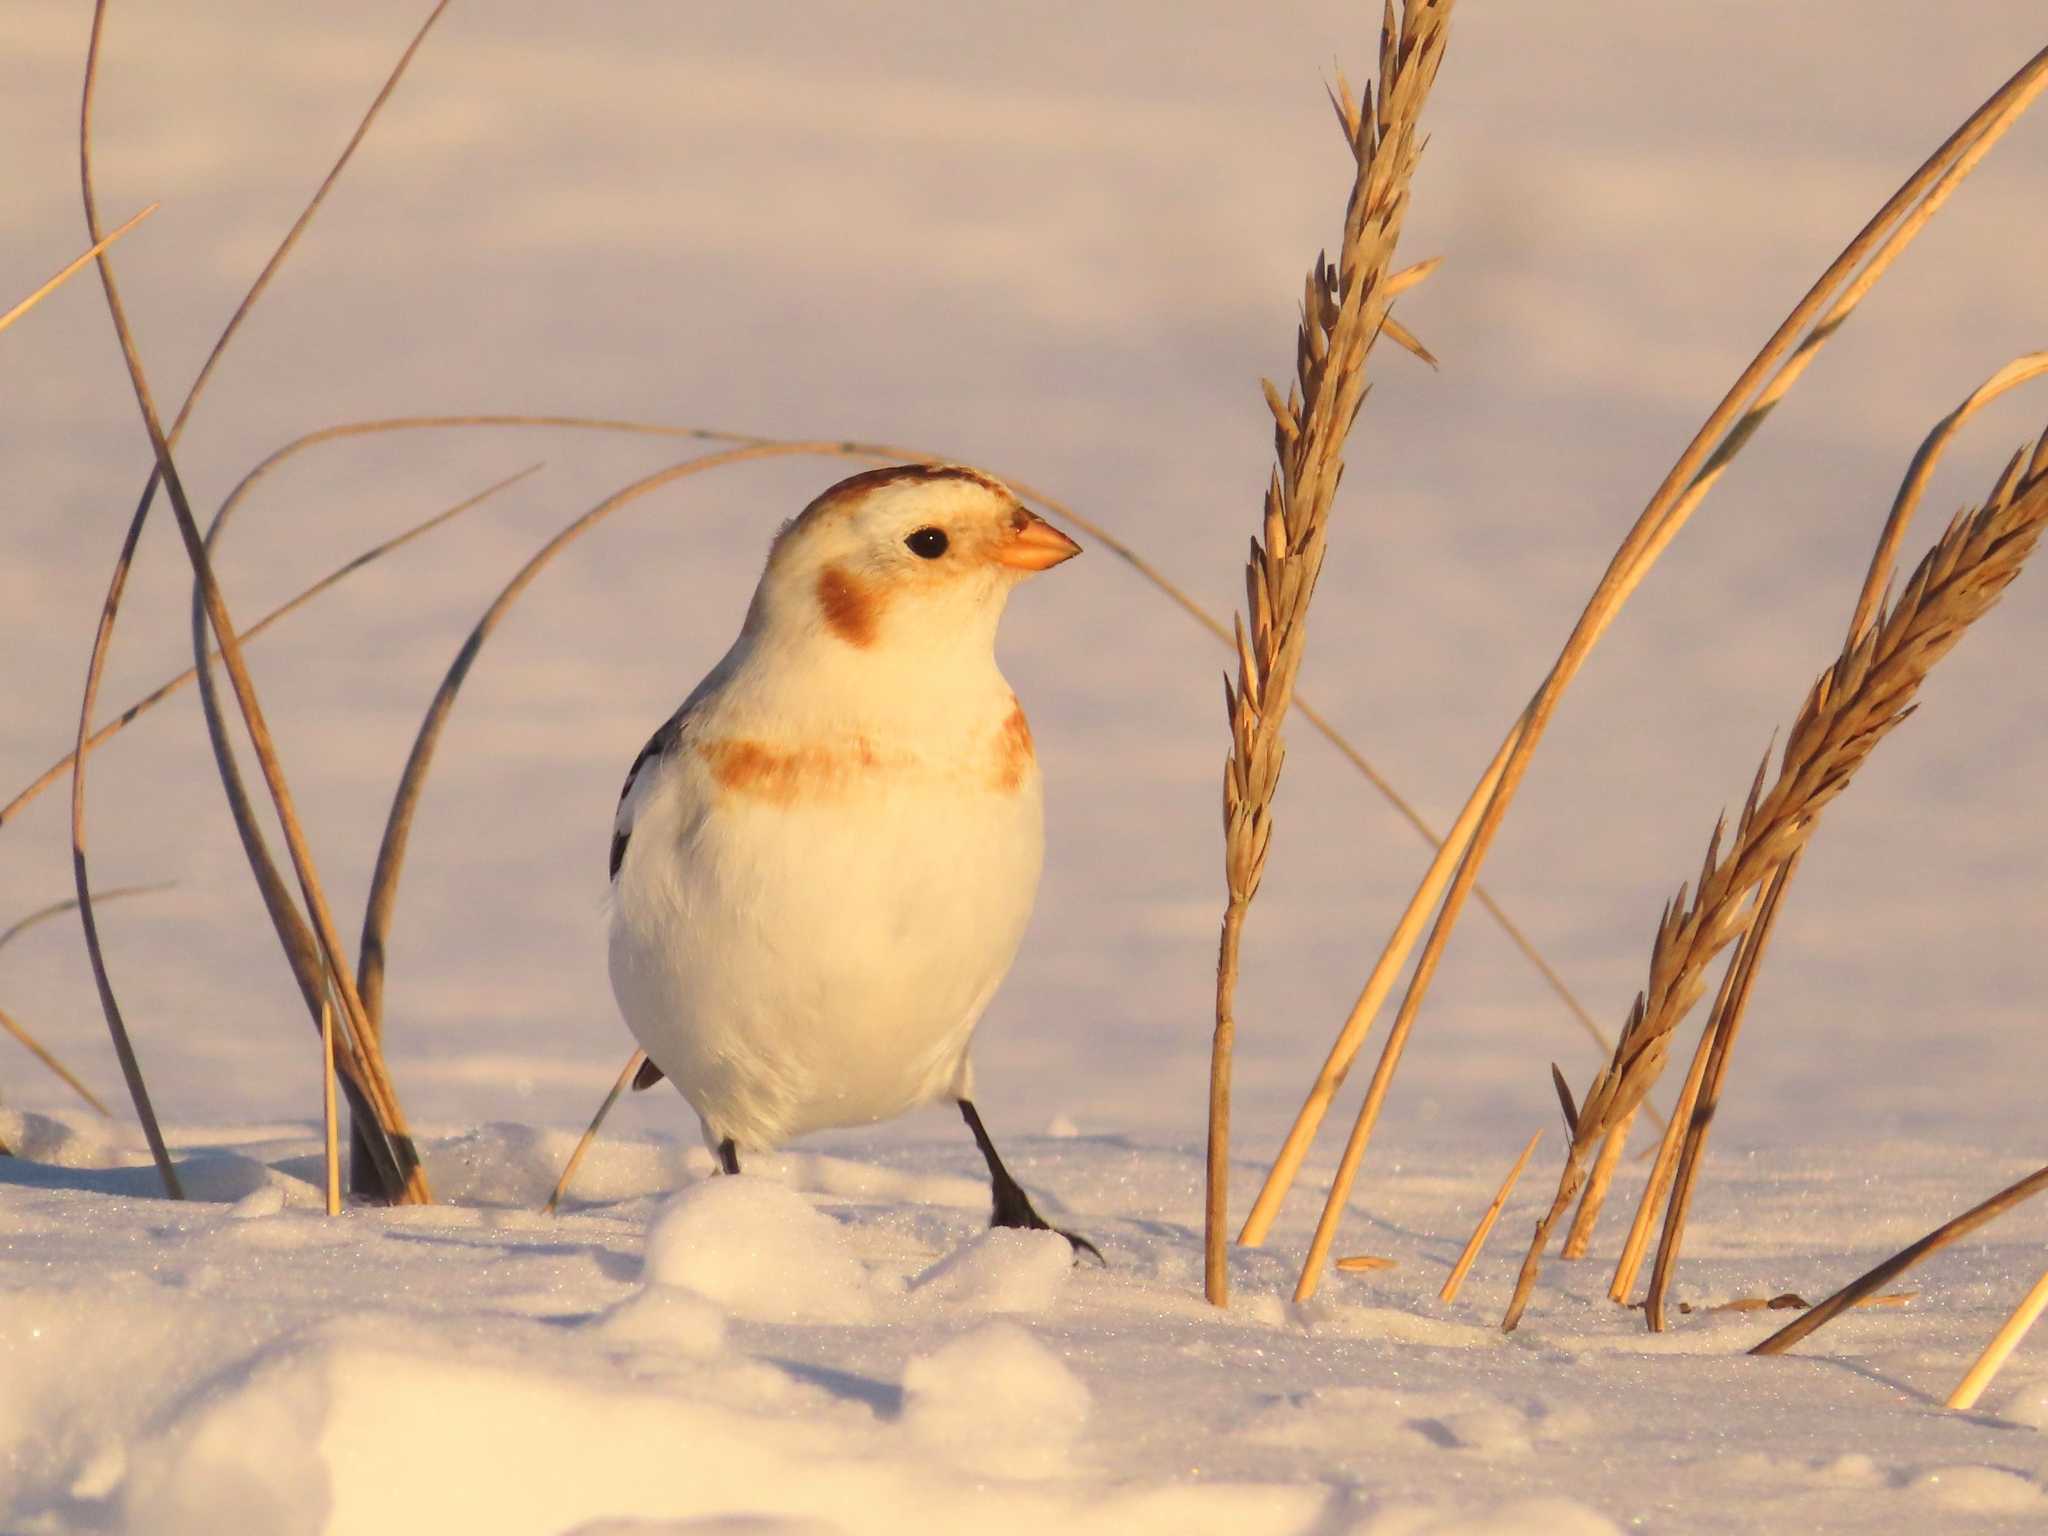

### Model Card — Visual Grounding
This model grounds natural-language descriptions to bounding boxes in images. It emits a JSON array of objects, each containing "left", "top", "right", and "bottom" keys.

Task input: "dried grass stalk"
[
  {"left": 1947, "top": 1265, "right": 2048, "bottom": 1411},
  {"left": 1641, "top": 854, "right": 1794, "bottom": 1328},
  {"left": 0, "top": 884, "right": 166, "bottom": 1117},
  {"left": 1209, "top": 0, "right": 1455, "bottom": 1309},
  {"left": 1242, "top": 43, "right": 2048, "bottom": 1259},
  {"left": 0, "top": 203, "right": 155, "bottom": 336},
  {"left": 0, "top": 1004, "right": 112, "bottom": 1118},
  {"left": 1625, "top": 355, "right": 2048, "bottom": 1322},
  {"left": 0, "top": 468, "right": 533, "bottom": 829},
  {"left": 321, "top": 995, "right": 341, "bottom": 1217},
  {"left": 545, "top": 1051, "right": 646, "bottom": 1216},
  {"left": 1440, "top": 1129, "right": 1542, "bottom": 1303},
  {"left": 1755, "top": 1161, "right": 2048, "bottom": 1356},
  {"left": 1561, "top": 1105, "right": 1635, "bottom": 1260},
  {"left": 1507, "top": 429, "right": 2048, "bottom": 1331},
  {"left": 1335, "top": 1254, "right": 1399, "bottom": 1272},
  {"left": 1609, "top": 986, "right": 1726, "bottom": 1302},
  {"left": 70, "top": 0, "right": 453, "bottom": 1203}
]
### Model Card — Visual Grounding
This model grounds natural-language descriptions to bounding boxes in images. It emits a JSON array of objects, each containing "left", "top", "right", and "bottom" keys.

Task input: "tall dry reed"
[
  {"left": 1207, "top": 0, "right": 1454, "bottom": 1308},
  {"left": 1505, "top": 418, "right": 2048, "bottom": 1331}
]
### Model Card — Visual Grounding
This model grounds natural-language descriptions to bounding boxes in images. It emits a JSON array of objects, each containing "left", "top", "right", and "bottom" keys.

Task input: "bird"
[{"left": 606, "top": 463, "right": 1097, "bottom": 1259}]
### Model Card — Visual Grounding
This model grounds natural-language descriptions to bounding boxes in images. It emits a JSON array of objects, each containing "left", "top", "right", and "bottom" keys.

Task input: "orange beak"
[{"left": 992, "top": 510, "right": 1082, "bottom": 572}]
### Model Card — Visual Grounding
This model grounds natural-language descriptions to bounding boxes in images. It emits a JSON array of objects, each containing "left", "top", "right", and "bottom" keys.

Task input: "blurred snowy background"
[{"left": 4, "top": 1, "right": 2046, "bottom": 1174}]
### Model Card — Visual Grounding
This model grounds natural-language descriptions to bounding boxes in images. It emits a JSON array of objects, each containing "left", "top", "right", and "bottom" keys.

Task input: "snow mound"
[
  {"left": 1909, "top": 1463, "right": 2041, "bottom": 1512},
  {"left": 643, "top": 1176, "right": 873, "bottom": 1323},
  {"left": 589, "top": 1285, "right": 727, "bottom": 1358},
  {"left": 2000, "top": 1377, "right": 2048, "bottom": 1430},
  {"left": 0, "top": 1108, "right": 134, "bottom": 1168},
  {"left": 1361, "top": 1495, "right": 1623, "bottom": 1535},
  {"left": 908, "top": 1228, "right": 1072, "bottom": 1313},
  {"left": 119, "top": 1345, "right": 330, "bottom": 1536},
  {"left": 565, "top": 1520, "right": 846, "bottom": 1536},
  {"left": 901, "top": 1322, "right": 1090, "bottom": 1478}
]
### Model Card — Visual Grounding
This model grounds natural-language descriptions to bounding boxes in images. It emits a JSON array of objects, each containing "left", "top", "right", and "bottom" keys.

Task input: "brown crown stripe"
[{"left": 802, "top": 463, "right": 1009, "bottom": 516}]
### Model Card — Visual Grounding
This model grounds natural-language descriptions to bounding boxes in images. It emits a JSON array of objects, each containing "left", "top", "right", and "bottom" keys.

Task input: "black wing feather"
[{"left": 609, "top": 704, "right": 692, "bottom": 881}]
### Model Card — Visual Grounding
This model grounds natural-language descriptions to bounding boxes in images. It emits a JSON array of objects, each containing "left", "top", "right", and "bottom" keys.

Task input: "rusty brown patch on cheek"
[
  {"left": 993, "top": 699, "right": 1035, "bottom": 793},
  {"left": 701, "top": 737, "right": 881, "bottom": 805},
  {"left": 816, "top": 564, "right": 880, "bottom": 648}
]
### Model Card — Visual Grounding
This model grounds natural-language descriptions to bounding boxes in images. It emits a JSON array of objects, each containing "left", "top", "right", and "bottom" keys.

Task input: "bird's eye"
[{"left": 905, "top": 527, "right": 949, "bottom": 559}]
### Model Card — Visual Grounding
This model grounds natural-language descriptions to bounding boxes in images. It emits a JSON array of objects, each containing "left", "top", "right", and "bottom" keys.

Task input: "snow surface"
[
  {"left": 6, "top": 1111, "right": 2048, "bottom": 1533},
  {"left": 6, "top": 1, "right": 2048, "bottom": 1531}
]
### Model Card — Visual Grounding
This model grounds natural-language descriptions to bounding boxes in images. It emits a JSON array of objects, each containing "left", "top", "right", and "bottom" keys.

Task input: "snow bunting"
[{"left": 607, "top": 464, "right": 1097, "bottom": 1257}]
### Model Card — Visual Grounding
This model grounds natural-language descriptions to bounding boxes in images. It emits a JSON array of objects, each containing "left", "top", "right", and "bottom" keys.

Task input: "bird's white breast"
[{"left": 607, "top": 672, "right": 1044, "bottom": 1151}]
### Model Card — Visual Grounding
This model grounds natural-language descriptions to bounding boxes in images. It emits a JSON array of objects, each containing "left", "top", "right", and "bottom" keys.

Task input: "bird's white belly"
[{"left": 608, "top": 756, "right": 1042, "bottom": 1149}]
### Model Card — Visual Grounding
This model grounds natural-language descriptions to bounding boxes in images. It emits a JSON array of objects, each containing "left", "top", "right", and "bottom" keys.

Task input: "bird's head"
[{"left": 747, "top": 465, "right": 1080, "bottom": 655}]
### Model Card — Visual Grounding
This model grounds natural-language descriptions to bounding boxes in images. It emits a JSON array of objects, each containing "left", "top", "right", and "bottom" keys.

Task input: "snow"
[
  {"left": 5, "top": 1113, "right": 2048, "bottom": 1532},
  {"left": 6, "top": 0, "right": 2048, "bottom": 1531},
  {"left": 639, "top": 1176, "right": 875, "bottom": 1325}
]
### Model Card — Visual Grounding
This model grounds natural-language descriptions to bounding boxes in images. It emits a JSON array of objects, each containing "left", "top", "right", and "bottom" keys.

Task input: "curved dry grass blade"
[
  {"left": 1628, "top": 368, "right": 2048, "bottom": 1323},
  {"left": 74, "top": 3, "right": 180, "bottom": 1197},
  {"left": 1440, "top": 1128, "right": 1542, "bottom": 1303},
  {"left": 71, "top": 0, "right": 455, "bottom": 1201},
  {"left": 1611, "top": 958, "right": 1737, "bottom": 1302},
  {"left": 320, "top": 994, "right": 341, "bottom": 1217},
  {"left": 0, "top": 1003, "right": 113, "bottom": 1118},
  {"left": 1755, "top": 1163, "right": 2048, "bottom": 1357},
  {"left": 544, "top": 1050, "right": 645, "bottom": 1216},
  {"left": 0, "top": 203, "right": 156, "bottom": 337},
  {"left": 178, "top": 465, "right": 538, "bottom": 1201},
  {"left": 1213, "top": 0, "right": 1457, "bottom": 1307},
  {"left": 1507, "top": 436, "right": 2048, "bottom": 1331},
  {"left": 33, "top": 409, "right": 1602, "bottom": 1086},
  {"left": 358, "top": 441, "right": 883, "bottom": 1030},
  {"left": 1847, "top": 353, "right": 2048, "bottom": 646},
  {"left": 0, "top": 882, "right": 172, "bottom": 955},
  {"left": 0, "top": 884, "right": 166, "bottom": 1117},
  {"left": 1948, "top": 1265, "right": 2048, "bottom": 1411},
  {"left": 1561, "top": 1102, "right": 1635, "bottom": 1260},
  {"left": 1252, "top": 43, "right": 2048, "bottom": 1266},
  {"left": 1643, "top": 853, "right": 1796, "bottom": 1330},
  {"left": 0, "top": 467, "right": 537, "bottom": 829}
]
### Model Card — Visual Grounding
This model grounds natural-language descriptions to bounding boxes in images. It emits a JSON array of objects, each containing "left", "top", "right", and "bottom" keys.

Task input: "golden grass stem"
[
  {"left": 0, "top": 203, "right": 155, "bottom": 337},
  {"left": 1, "top": 469, "right": 533, "bottom": 829},
  {"left": 321, "top": 995, "right": 340, "bottom": 1217},
  {"left": 1562, "top": 1104, "right": 1635, "bottom": 1260},
  {"left": 0, "top": 1004, "right": 112, "bottom": 1118},
  {"left": 1947, "top": 1265, "right": 2048, "bottom": 1411},
  {"left": 72, "top": 7, "right": 180, "bottom": 1197},
  {"left": 1211, "top": 0, "right": 1457, "bottom": 1306},
  {"left": 1633, "top": 358, "right": 2048, "bottom": 1324},
  {"left": 1610, "top": 977, "right": 1727, "bottom": 1302},
  {"left": 0, "top": 884, "right": 167, "bottom": 1117},
  {"left": 1440, "top": 1129, "right": 1543, "bottom": 1303},
  {"left": 70, "top": 0, "right": 452, "bottom": 1203},
  {"left": 544, "top": 1050, "right": 645, "bottom": 1216},
  {"left": 1207, "top": 901, "right": 1246, "bottom": 1305},
  {"left": 1509, "top": 426, "right": 2048, "bottom": 1332},
  {"left": 1335, "top": 1254, "right": 1398, "bottom": 1272},
  {"left": 1755, "top": 1163, "right": 2048, "bottom": 1357},
  {"left": 1643, "top": 856, "right": 1795, "bottom": 1329},
  {"left": 1250, "top": 43, "right": 2048, "bottom": 1263}
]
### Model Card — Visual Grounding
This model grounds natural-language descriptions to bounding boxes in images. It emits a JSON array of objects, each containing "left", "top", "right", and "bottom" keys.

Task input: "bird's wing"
[{"left": 609, "top": 701, "right": 694, "bottom": 882}]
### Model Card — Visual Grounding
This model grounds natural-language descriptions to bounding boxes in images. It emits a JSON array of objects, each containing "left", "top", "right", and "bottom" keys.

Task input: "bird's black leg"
[
  {"left": 717, "top": 1137, "right": 740, "bottom": 1176},
  {"left": 957, "top": 1099, "right": 1102, "bottom": 1264}
]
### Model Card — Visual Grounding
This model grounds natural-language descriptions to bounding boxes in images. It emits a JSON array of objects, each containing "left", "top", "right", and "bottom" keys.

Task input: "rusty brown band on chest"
[{"left": 701, "top": 701, "right": 1033, "bottom": 806}]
